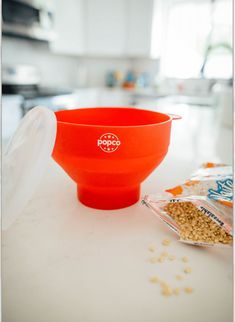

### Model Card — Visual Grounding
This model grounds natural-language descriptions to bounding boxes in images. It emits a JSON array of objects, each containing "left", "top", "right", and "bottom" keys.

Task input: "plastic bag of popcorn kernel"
[
  {"left": 143, "top": 163, "right": 233, "bottom": 247},
  {"left": 143, "top": 195, "right": 232, "bottom": 246},
  {"left": 165, "top": 163, "right": 233, "bottom": 208}
]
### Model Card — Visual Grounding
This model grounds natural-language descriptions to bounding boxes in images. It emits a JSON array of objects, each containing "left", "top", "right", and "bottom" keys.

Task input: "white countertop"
[{"left": 2, "top": 104, "right": 233, "bottom": 322}]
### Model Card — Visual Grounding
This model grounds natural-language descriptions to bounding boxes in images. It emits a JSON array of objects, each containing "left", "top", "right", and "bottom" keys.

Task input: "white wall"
[
  {"left": 2, "top": 36, "right": 159, "bottom": 88},
  {"left": 79, "top": 57, "right": 159, "bottom": 87}
]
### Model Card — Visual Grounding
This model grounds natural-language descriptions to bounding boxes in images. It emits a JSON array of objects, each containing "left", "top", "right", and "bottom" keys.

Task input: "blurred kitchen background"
[{"left": 2, "top": 0, "right": 233, "bottom": 164}]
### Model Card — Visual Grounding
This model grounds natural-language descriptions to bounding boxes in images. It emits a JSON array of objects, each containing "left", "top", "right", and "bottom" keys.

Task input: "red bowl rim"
[{"left": 55, "top": 107, "right": 174, "bottom": 129}]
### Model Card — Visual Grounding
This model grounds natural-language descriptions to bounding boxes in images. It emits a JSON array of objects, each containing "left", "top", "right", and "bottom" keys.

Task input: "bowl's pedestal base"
[{"left": 77, "top": 185, "right": 140, "bottom": 210}]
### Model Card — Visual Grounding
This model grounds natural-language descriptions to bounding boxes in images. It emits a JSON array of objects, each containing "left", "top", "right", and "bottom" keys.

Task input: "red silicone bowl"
[{"left": 52, "top": 107, "right": 180, "bottom": 210}]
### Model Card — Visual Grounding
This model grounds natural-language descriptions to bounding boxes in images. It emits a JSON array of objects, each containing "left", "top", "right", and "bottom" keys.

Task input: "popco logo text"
[{"left": 97, "top": 133, "right": 121, "bottom": 153}]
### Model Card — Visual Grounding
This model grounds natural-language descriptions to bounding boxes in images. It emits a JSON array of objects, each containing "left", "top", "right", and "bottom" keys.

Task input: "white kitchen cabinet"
[
  {"left": 85, "top": 0, "right": 127, "bottom": 56},
  {"left": 50, "top": 0, "right": 85, "bottom": 55},
  {"left": 127, "top": 0, "right": 154, "bottom": 57},
  {"left": 86, "top": 0, "right": 153, "bottom": 57},
  {"left": 51, "top": 0, "right": 154, "bottom": 57}
]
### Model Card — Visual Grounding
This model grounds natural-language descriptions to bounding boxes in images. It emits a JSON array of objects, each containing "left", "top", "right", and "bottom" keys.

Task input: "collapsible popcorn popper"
[
  {"left": 3, "top": 106, "right": 181, "bottom": 229},
  {"left": 143, "top": 163, "right": 233, "bottom": 247}
]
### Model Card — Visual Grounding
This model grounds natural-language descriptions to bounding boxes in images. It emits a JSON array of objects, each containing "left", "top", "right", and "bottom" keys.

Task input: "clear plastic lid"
[{"left": 2, "top": 106, "right": 57, "bottom": 230}]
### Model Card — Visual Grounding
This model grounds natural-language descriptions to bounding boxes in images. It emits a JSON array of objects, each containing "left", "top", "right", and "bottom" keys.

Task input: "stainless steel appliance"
[
  {"left": 2, "top": 64, "right": 77, "bottom": 114},
  {"left": 2, "top": 64, "right": 41, "bottom": 85},
  {"left": 2, "top": 64, "right": 79, "bottom": 143},
  {"left": 2, "top": 65, "right": 72, "bottom": 105},
  {"left": 2, "top": 0, "right": 55, "bottom": 41}
]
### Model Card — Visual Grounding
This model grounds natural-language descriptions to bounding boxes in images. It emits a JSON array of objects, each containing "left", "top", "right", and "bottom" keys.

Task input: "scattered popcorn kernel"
[
  {"left": 168, "top": 255, "right": 176, "bottom": 261},
  {"left": 173, "top": 288, "right": 180, "bottom": 295},
  {"left": 161, "top": 286, "right": 173, "bottom": 296},
  {"left": 160, "top": 281, "right": 169, "bottom": 288},
  {"left": 162, "top": 239, "right": 171, "bottom": 246},
  {"left": 184, "top": 267, "right": 192, "bottom": 274},
  {"left": 184, "top": 287, "right": 193, "bottom": 294},
  {"left": 148, "top": 245, "right": 155, "bottom": 252},
  {"left": 157, "top": 257, "right": 165, "bottom": 263},
  {"left": 175, "top": 274, "right": 184, "bottom": 280},
  {"left": 182, "top": 256, "right": 189, "bottom": 263},
  {"left": 149, "top": 276, "right": 159, "bottom": 283},
  {"left": 149, "top": 257, "right": 158, "bottom": 264},
  {"left": 161, "top": 251, "right": 168, "bottom": 257}
]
